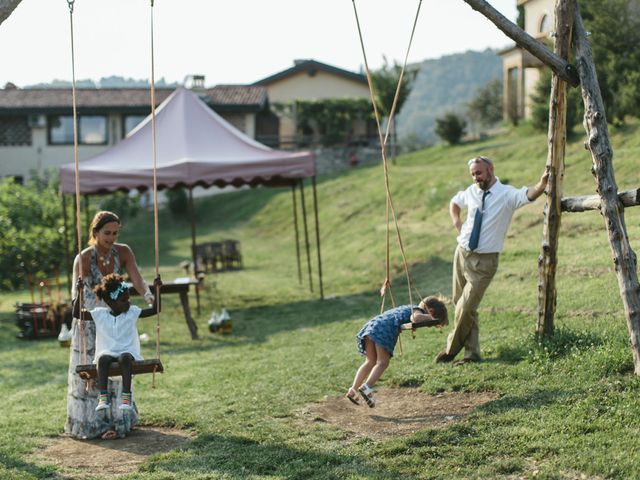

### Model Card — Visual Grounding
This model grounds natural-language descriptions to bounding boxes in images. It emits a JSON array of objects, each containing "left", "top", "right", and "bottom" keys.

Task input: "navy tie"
[{"left": 468, "top": 190, "right": 490, "bottom": 251}]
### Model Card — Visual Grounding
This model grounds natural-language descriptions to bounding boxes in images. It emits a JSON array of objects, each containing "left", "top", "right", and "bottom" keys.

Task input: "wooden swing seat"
[
  {"left": 75, "top": 359, "right": 163, "bottom": 380},
  {"left": 400, "top": 318, "right": 446, "bottom": 330}
]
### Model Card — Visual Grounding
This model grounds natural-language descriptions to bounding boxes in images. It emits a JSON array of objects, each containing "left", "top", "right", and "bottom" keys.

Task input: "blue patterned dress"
[{"left": 356, "top": 305, "right": 424, "bottom": 357}]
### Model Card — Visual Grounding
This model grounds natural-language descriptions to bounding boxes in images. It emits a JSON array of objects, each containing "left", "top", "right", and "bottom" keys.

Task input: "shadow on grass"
[
  {"left": 495, "top": 327, "right": 605, "bottom": 364},
  {"left": 145, "top": 432, "right": 411, "bottom": 480},
  {"left": 0, "top": 452, "right": 57, "bottom": 479}
]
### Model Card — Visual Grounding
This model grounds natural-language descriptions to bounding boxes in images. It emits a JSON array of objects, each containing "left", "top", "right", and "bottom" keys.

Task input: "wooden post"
[
  {"left": 573, "top": 5, "right": 640, "bottom": 374},
  {"left": 537, "top": 0, "right": 574, "bottom": 336}
]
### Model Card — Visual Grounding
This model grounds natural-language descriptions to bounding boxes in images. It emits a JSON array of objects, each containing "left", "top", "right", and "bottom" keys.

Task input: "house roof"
[
  {"left": 252, "top": 59, "right": 367, "bottom": 86},
  {"left": 0, "top": 85, "right": 268, "bottom": 115}
]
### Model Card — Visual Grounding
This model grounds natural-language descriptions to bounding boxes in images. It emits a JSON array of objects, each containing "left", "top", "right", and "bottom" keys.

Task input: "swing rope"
[
  {"left": 67, "top": 0, "right": 163, "bottom": 384},
  {"left": 149, "top": 0, "right": 162, "bottom": 387},
  {"left": 67, "top": 0, "right": 88, "bottom": 368},
  {"left": 351, "top": 0, "right": 424, "bottom": 315}
]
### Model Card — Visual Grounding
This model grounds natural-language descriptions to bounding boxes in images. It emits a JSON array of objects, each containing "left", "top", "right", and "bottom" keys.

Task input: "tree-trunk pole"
[
  {"left": 573, "top": 5, "right": 640, "bottom": 375},
  {"left": 537, "top": 0, "right": 574, "bottom": 336},
  {"left": 461, "top": 0, "right": 579, "bottom": 87},
  {"left": 0, "top": 0, "right": 22, "bottom": 27}
]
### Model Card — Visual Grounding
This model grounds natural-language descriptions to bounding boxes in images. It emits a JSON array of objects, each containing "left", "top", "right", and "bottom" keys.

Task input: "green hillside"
[
  {"left": 398, "top": 49, "right": 503, "bottom": 147},
  {"left": 2, "top": 119, "right": 640, "bottom": 479}
]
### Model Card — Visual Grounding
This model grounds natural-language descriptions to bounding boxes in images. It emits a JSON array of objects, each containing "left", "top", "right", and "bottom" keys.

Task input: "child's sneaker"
[
  {"left": 95, "top": 394, "right": 110, "bottom": 412},
  {"left": 119, "top": 392, "right": 133, "bottom": 411},
  {"left": 358, "top": 384, "right": 376, "bottom": 408}
]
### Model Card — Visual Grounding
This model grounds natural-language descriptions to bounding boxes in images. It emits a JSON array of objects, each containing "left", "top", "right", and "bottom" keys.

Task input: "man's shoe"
[{"left": 434, "top": 351, "right": 455, "bottom": 363}]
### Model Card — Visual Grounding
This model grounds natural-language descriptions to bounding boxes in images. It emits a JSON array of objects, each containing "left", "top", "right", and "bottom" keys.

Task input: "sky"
[{"left": 0, "top": 0, "right": 517, "bottom": 88}]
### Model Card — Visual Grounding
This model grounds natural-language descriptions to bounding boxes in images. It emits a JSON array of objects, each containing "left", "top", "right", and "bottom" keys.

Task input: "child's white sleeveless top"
[{"left": 91, "top": 306, "right": 143, "bottom": 363}]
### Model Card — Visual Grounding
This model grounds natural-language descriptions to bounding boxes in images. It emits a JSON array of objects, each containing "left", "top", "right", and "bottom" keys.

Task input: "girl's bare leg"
[
  {"left": 363, "top": 342, "right": 390, "bottom": 388},
  {"left": 350, "top": 337, "right": 377, "bottom": 393}
]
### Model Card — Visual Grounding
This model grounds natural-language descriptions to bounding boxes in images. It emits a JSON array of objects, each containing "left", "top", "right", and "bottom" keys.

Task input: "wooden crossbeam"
[
  {"left": 75, "top": 359, "right": 163, "bottom": 380},
  {"left": 561, "top": 188, "right": 640, "bottom": 213}
]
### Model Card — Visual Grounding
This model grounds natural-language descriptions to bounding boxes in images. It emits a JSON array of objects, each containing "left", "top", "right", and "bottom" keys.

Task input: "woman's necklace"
[{"left": 97, "top": 248, "right": 112, "bottom": 268}]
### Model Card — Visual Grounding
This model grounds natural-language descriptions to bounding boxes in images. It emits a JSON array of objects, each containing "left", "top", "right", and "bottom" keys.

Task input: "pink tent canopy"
[{"left": 59, "top": 87, "right": 315, "bottom": 194}]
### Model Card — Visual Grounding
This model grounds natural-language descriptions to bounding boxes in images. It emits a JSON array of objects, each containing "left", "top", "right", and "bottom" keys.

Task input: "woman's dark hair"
[{"left": 88, "top": 211, "right": 121, "bottom": 246}]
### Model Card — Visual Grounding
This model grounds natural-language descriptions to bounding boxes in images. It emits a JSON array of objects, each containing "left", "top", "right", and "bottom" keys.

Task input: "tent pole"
[
  {"left": 72, "top": 196, "right": 79, "bottom": 256},
  {"left": 299, "top": 179, "right": 313, "bottom": 292},
  {"left": 291, "top": 183, "right": 302, "bottom": 284},
  {"left": 311, "top": 176, "right": 324, "bottom": 300},
  {"left": 188, "top": 187, "right": 201, "bottom": 315},
  {"left": 61, "top": 193, "right": 72, "bottom": 295}
]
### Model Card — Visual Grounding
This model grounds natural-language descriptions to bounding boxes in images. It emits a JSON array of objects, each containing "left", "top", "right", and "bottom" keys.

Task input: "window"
[
  {"left": 539, "top": 14, "right": 552, "bottom": 33},
  {"left": 123, "top": 115, "right": 146, "bottom": 137},
  {"left": 48, "top": 115, "right": 107, "bottom": 145},
  {"left": 0, "top": 117, "right": 31, "bottom": 146}
]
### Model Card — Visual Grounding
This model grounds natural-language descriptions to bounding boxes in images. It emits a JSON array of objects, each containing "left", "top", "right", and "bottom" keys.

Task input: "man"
[{"left": 435, "top": 156, "right": 549, "bottom": 364}]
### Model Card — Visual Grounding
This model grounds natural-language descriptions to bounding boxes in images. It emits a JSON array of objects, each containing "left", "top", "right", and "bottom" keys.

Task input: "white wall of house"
[
  {"left": 1, "top": 112, "right": 122, "bottom": 181},
  {"left": 263, "top": 71, "right": 370, "bottom": 144},
  {"left": 265, "top": 70, "right": 370, "bottom": 103},
  {"left": 0, "top": 110, "right": 257, "bottom": 182}
]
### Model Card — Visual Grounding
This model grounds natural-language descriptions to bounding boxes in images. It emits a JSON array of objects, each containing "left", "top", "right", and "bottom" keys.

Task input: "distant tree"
[
  {"left": 166, "top": 187, "right": 189, "bottom": 216},
  {"left": 371, "top": 57, "right": 416, "bottom": 159},
  {"left": 579, "top": 0, "right": 640, "bottom": 124},
  {"left": 530, "top": 69, "right": 583, "bottom": 133},
  {"left": 435, "top": 113, "right": 467, "bottom": 145},
  {"left": 466, "top": 78, "right": 503, "bottom": 133},
  {"left": 0, "top": 171, "right": 64, "bottom": 290}
]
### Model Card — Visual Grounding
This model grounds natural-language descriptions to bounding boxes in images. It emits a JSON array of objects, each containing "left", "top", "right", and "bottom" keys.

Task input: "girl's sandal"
[
  {"left": 358, "top": 384, "right": 376, "bottom": 408},
  {"left": 346, "top": 388, "right": 360, "bottom": 405}
]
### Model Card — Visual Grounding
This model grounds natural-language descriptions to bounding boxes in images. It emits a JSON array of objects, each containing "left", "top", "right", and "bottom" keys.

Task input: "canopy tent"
[
  {"left": 59, "top": 88, "right": 323, "bottom": 318},
  {"left": 59, "top": 87, "right": 315, "bottom": 193}
]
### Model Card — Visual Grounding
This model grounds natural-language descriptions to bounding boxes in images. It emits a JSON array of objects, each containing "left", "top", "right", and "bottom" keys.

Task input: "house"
[
  {"left": 0, "top": 83, "right": 273, "bottom": 182},
  {"left": 253, "top": 59, "right": 374, "bottom": 148},
  {"left": 499, "top": 0, "right": 555, "bottom": 121}
]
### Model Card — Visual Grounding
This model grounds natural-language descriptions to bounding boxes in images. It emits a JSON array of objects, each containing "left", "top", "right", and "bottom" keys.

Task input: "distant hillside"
[{"left": 397, "top": 49, "right": 502, "bottom": 147}]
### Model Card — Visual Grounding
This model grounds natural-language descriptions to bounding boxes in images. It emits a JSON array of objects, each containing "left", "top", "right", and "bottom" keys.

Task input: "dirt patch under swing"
[
  {"left": 33, "top": 426, "right": 192, "bottom": 479},
  {"left": 302, "top": 387, "right": 498, "bottom": 439}
]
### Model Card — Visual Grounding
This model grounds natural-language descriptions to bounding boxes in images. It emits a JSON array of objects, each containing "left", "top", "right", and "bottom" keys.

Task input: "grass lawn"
[{"left": 2, "top": 120, "right": 640, "bottom": 479}]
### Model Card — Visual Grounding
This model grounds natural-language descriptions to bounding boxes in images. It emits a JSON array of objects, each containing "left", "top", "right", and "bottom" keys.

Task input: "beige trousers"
[{"left": 446, "top": 245, "right": 499, "bottom": 360}]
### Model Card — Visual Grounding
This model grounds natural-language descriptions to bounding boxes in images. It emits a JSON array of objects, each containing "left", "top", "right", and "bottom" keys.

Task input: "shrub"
[{"left": 435, "top": 113, "right": 467, "bottom": 145}]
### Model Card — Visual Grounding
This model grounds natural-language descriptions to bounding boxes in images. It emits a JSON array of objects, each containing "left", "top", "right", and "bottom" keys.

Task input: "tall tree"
[{"left": 579, "top": 0, "right": 640, "bottom": 124}]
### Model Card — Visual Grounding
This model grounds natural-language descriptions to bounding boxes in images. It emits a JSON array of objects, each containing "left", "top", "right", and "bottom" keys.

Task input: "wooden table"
[{"left": 132, "top": 278, "right": 200, "bottom": 340}]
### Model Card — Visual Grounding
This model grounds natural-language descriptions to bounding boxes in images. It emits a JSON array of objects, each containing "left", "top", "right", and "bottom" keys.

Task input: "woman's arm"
[
  {"left": 139, "top": 276, "right": 162, "bottom": 318},
  {"left": 118, "top": 244, "right": 153, "bottom": 303}
]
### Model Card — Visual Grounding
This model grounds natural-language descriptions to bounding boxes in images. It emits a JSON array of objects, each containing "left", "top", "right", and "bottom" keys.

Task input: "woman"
[{"left": 65, "top": 211, "right": 154, "bottom": 440}]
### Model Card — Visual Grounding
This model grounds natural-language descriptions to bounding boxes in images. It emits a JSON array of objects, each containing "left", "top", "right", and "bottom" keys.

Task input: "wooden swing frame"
[{"left": 75, "top": 359, "right": 164, "bottom": 380}]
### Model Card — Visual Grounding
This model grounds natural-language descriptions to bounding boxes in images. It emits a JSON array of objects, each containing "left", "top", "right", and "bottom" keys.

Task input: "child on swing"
[
  {"left": 73, "top": 273, "right": 161, "bottom": 412},
  {"left": 347, "top": 296, "right": 448, "bottom": 407}
]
